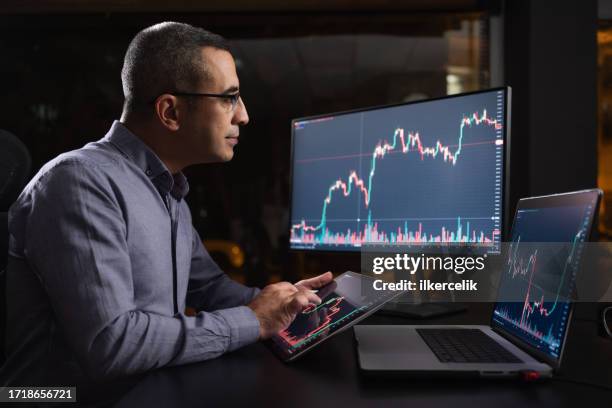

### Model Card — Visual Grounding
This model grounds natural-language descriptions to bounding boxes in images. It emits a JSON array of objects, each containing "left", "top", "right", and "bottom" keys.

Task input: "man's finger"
[
  {"left": 295, "top": 271, "right": 333, "bottom": 290},
  {"left": 298, "top": 288, "right": 321, "bottom": 305},
  {"left": 275, "top": 281, "right": 299, "bottom": 293},
  {"left": 288, "top": 293, "right": 311, "bottom": 314}
]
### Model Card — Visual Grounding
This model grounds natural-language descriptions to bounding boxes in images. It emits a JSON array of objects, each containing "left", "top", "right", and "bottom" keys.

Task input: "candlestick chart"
[
  {"left": 277, "top": 294, "right": 367, "bottom": 350},
  {"left": 270, "top": 272, "right": 402, "bottom": 359},
  {"left": 290, "top": 89, "right": 506, "bottom": 253},
  {"left": 492, "top": 204, "right": 593, "bottom": 359}
]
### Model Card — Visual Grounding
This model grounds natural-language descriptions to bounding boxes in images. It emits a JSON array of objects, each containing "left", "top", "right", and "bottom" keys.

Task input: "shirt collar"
[{"left": 104, "top": 120, "right": 190, "bottom": 200}]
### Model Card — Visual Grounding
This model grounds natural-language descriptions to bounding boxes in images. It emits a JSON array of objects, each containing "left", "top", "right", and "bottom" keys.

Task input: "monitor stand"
[
  {"left": 378, "top": 301, "right": 467, "bottom": 319},
  {"left": 377, "top": 287, "right": 467, "bottom": 319},
  {"left": 374, "top": 263, "right": 471, "bottom": 319}
]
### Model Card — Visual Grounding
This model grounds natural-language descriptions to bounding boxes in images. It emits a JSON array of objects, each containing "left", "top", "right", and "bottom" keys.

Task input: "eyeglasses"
[{"left": 162, "top": 91, "right": 242, "bottom": 111}]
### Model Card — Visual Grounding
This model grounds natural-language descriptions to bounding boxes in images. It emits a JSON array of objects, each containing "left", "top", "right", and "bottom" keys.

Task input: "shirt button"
[{"left": 145, "top": 169, "right": 152, "bottom": 176}]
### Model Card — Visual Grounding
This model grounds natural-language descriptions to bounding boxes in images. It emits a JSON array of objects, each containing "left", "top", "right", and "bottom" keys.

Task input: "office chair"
[
  {"left": 0, "top": 129, "right": 31, "bottom": 211},
  {"left": 0, "top": 211, "right": 6, "bottom": 365},
  {"left": 0, "top": 129, "right": 31, "bottom": 365}
]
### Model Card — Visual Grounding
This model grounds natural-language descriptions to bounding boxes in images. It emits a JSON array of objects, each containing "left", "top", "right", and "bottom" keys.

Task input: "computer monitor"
[{"left": 289, "top": 87, "right": 511, "bottom": 255}]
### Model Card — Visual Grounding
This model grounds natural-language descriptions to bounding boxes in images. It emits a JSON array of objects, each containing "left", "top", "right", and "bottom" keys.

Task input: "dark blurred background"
[{"left": 0, "top": 0, "right": 610, "bottom": 286}]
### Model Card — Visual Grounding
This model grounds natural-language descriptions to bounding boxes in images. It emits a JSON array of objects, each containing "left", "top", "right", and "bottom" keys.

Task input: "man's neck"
[{"left": 120, "top": 118, "right": 184, "bottom": 174}]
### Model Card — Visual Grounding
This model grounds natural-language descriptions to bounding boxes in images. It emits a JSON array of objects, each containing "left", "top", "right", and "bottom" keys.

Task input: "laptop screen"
[{"left": 491, "top": 190, "right": 601, "bottom": 361}]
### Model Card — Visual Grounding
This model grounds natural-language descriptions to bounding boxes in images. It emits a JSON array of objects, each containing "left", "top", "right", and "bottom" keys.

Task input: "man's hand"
[
  {"left": 247, "top": 282, "right": 322, "bottom": 339},
  {"left": 295, "top": 271, "right": 334, "bottom": 291}
]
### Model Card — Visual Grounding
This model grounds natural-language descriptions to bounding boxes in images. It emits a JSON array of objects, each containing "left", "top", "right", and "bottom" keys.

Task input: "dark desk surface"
[{"left": 97, "top": 304, "right": 612, "bottom": 408}]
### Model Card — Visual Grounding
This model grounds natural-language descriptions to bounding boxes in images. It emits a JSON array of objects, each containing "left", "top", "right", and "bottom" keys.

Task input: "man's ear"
[{"left": 154, "top": 94, "right": 183, "bottom": 131}]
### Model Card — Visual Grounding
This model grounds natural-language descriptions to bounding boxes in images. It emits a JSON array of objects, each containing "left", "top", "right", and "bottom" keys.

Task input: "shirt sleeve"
[
  {"left": 186, "top": 226, "right": 260, "bottom": 312},
  {"left": 20, "top": 159, "right": 259, "bottom": 381}
]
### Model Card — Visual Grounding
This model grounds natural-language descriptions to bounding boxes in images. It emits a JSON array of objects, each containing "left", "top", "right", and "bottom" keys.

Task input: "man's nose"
[{"left": 233, "top": 97, "right": 249, "bottom": 126}]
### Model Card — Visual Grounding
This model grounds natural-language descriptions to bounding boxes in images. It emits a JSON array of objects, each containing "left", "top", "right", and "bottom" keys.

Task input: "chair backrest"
[
  {"left": 0, "top": 129, "right": 31, "bottom": 365},
  {"left": 0, "top": 129, "right": 31, "bottom": 211},
  {"left": 0, "top": 212, "right": 6, "bottom": 271},
  {"left": 1, "top": 212, "right": 7, "bottom": 364}
]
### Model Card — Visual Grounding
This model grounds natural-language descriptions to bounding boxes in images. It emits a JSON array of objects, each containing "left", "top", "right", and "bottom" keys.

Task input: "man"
[{"left": 0, "top": 22, "right": 332, "bottom": 387}]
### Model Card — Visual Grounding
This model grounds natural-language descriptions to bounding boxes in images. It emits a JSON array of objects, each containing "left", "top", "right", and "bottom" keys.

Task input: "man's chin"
[
  {"left": 220, "top": 149, "right": 235, "bottom": 162},
  {"left": 225, "top": 147, "right": 236, "bottom": 159},
  {"left": 197, "top": 150, "right": 234, "bottom": 164}
]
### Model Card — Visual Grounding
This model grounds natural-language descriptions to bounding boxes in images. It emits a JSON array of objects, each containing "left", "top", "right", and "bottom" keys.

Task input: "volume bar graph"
[
  {"left": 494, "top": 307, "right": 561, "bottom": 350},
  {"left": 293, "top": 216, "right": 501, "bottom": 246}
]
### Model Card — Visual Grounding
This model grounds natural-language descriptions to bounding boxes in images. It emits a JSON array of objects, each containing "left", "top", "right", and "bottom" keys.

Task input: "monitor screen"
[
  {"left": 491, "top": 190, "right": 601, "bottom": 362},
  {"left": 289, "top": 88, "right": 509, "bottom": 253}
]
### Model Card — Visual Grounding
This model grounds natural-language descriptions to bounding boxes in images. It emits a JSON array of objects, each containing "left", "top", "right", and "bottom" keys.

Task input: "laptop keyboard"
[{"left": 416, "top": 328, "right": 523, "bottom": 363}]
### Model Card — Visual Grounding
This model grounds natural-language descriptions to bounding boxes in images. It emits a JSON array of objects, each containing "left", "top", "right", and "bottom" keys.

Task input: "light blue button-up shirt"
[{"left": 1, "top": 121, "right": 260, "bottom": 386}]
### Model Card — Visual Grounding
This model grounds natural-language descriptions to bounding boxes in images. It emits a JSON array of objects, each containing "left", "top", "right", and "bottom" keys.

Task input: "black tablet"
[{"left": 266, "top": 271, "right": 403, "bottom": 362}]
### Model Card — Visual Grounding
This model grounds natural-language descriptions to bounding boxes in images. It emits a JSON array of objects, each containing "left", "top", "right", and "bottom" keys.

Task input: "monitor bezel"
[
  {"left": 287, "top": 86, "right": 512, "bottom": 254},
  {"left": 490, "top": 188, "right": 603, "bottom": 370}
]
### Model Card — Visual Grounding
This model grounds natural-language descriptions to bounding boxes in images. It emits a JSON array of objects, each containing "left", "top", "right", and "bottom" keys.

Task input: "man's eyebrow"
[{"left": 222, "top": 86, "right": 240, "bottom": 94}]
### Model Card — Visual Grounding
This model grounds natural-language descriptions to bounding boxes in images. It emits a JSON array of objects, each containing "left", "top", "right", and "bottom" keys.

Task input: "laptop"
[{"left": 354, "top": 189, "right": 602, "bottom": 378}]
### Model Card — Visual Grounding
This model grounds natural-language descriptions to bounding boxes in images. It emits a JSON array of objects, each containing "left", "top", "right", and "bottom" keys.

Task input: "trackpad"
[{"left": 355, "top": 325, "right": 436, "bottom": 370}]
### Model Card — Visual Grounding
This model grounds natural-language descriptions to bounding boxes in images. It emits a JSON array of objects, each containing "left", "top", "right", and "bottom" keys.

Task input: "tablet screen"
[{"left": 267, "top": 271, "right": 401, "bottom": 361}]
